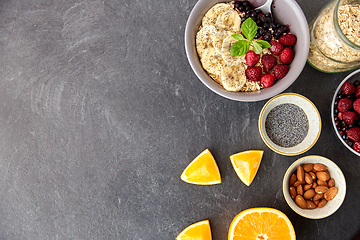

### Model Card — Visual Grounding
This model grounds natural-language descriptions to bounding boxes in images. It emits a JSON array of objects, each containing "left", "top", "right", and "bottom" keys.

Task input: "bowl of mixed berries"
[
  {"left": 185, "top": 0, "right": 310, "bottom": 101},
  {"left": 332, "top": 69, "right": 360, "bottom": 156}
]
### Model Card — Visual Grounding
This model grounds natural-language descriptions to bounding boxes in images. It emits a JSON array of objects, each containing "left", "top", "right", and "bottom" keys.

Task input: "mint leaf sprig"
[{"left": 230, "top": 18, "right": 271, "bottom": 57}]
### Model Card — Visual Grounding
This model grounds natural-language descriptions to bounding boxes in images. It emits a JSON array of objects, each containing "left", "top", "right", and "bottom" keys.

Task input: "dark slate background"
[{"left": 0, "top": 0, "right": 359, "bottom": 239}]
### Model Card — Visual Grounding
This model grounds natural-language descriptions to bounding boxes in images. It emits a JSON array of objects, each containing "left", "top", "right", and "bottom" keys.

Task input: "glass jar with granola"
[{"left": 307, "top": 0, "right": 360, "bottom": 73}]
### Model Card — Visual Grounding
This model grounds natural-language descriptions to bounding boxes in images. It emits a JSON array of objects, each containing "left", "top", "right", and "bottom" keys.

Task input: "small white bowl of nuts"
[{"left": 283, "top": 155, "right": 346, "bottom": 219}]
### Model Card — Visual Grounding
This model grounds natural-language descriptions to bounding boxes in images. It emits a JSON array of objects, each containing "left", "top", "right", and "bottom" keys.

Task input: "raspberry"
[
  {"left": 347, "top": 127, "right": 360, "bottom": 142},
  {"left": 341, "top": 82, "right": 356, "bottom": 95},
  {"left": 355, "top": 88, "right": 360, "bottom": 98},
  {"left": 337, "top": 98, "right": 353, "bottom": 112},
  {"left": 354, "top": 98, "right": 360, "bottom": 114},
  {"left": 260, "top": 73, "right": 276, "bottom": 88},
  {"left": 245, "top": 66, "right": 262, "bottom": 82},
  {"left": 269, "top": 40, "right": 284, "bottom": 55},
  {"left": 280, "top": 47, "right": 295, "bottom": 65},
  {"left": 273, "top": 64, "right": 289, "bottom": 79},
  {"left": 342, "top": 111, "right": 358, "bottom": 125},
  {"left": 353, "top": 142, "right": 360, "bottom": 152},
  {"left": 279, "top": 34, "right": 297, "bottom": 46},
  {"left": 245, "top": 50, "right": 260, "bottom": 67},
  {"left": 261, "top": 54, "right": 277, "bottom": 72}
]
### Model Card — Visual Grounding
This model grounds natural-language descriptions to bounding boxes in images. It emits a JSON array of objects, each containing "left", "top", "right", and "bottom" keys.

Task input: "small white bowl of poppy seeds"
[{"left": 258, "top": 93, "right": 321, "bottom": 156}]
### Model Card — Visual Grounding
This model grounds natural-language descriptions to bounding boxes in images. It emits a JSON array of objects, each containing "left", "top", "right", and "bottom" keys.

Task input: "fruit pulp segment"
[
  {"left": 186, "top": 163, "right": 213, "bottom": 182},
  {"left": 232, "top": 151, "right": 262, "bottom": 183},
  {"left": 233, "top": 160, "right": 251, "bottom": 182},
  {"left": 232, "top": 212, "right": 292, "bottom": 240},
  {"left": 265, "top": 218, "right": 292, "bottom": 239},
  {"left": 179, "top": 226, "right": 211, "bottom": 239}
]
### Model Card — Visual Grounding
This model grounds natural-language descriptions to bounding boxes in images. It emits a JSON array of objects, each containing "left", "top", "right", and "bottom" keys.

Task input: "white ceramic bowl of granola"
[
  {"left": 185, "top": 0, "right": 310, "bottom": 102},
  {"left": 258, "top": 93, "right": 322, "bottom": 155},
  {"left": 283, "top": 155, "right": 346, "bottom": 219}
]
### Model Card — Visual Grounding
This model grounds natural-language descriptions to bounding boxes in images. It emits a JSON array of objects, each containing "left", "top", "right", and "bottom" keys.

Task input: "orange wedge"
[
  {"left": 177, "top": 220, "right": 212, "bottom": 240},
  {"left": 230, "top": 150, "right": 264, "bottom": 186},
  {"left": 180, "top": 149, "right": 221, "bottom": 185},
  {"left": 228, "top": 207, "right": 296, "bottom": 240}
]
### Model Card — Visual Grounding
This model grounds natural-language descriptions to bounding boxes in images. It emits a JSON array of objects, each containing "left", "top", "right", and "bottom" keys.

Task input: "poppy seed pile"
[{"left": 265, "top": 103, "right": 309, "bottom": 148}]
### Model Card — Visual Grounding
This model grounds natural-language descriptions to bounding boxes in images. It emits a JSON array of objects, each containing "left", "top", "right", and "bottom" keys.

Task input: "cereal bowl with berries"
[
  {"left": 332, "top": 68, "right": 360, "bottom": 156},
  {"left": 185, "top": 0, "right": 310, "bottom": 101},
  {"left": 283, "top": 155, "right": 346, "bottom": 219}
]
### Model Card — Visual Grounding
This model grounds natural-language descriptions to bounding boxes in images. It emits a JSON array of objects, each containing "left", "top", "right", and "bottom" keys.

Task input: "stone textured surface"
[{"left": 0, "top": 0, "right": 358, "bottom": 239}]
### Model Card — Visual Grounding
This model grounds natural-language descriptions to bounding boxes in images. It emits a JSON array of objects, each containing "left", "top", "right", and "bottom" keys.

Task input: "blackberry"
[
  {"left": 274, "top": 32, "right": 282, "bottom": 40},
  {"left": 345, "top": 139, "right": 353, "bottom": 147},
  {"left": 264, "top": 17, "right": 272, "bottom": 23},
  {"left": 242, "top": 1, "right": 250, "bottom": 6},
  {"left": 234, "top": 1, "right": 242, "bottom": 8},
  {"left": 263, "top": 34, "right": 271, "bottom": 41},
  {"left": 354, "top": 80, "right": 360, "bottom": 87},
  {"left": 335, "top": 120, "right": 341, "bottom": 128},
  {"left": 263, "top": 23, "right": 270, "bottom": 30},
  {"left": 281, "top": 25, "right": 289, "bottom": 33},
  {"left": 346, "top": 94, "right": 354, "bottom": 100}
]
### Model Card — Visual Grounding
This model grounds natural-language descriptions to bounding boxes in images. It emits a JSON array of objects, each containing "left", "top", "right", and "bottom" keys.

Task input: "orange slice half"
[{"left": 228, "top": 207, "right": 296, "bottom": 240}]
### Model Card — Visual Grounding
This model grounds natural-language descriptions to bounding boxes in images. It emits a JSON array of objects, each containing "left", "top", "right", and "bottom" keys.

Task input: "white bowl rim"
[
  {"left": 331, "top": 68, "right": 360, "bottom": 157},
  {"left": 184, "top": 0, "right": 310, "bottom": 102},
  {"left": 258, "top": 93, "right": 322, "bottom": 155},
  {"left": 282, "top": 155, "right": 347, "bottom": 219}
]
